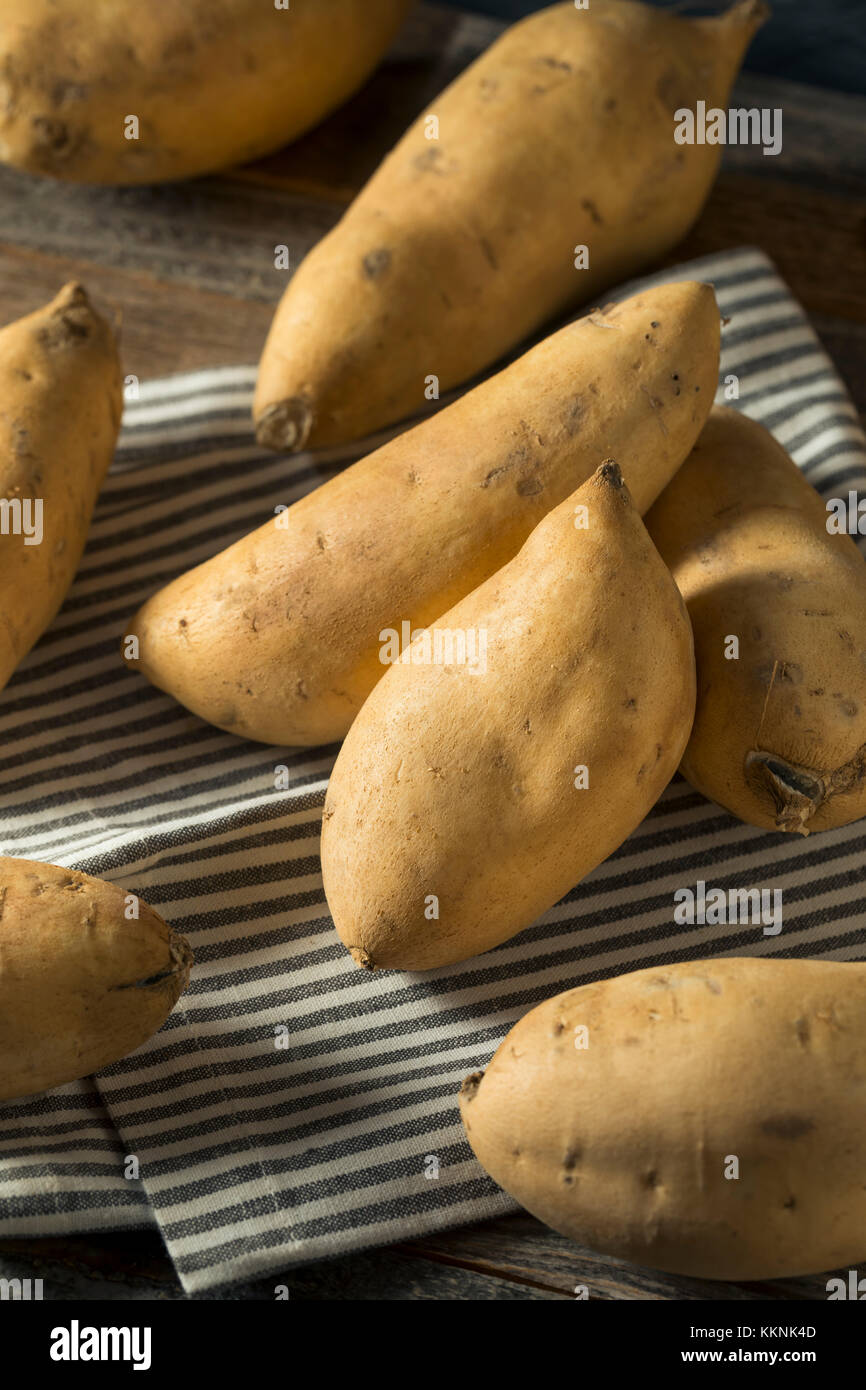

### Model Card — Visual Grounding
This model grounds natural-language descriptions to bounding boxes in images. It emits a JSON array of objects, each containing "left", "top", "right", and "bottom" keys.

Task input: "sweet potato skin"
[
  {"left": 647, "top": 407, "right": 866, "bottom": 833},
  {"left": 0, "top": 857, "right": 192, "bottom": 1101},
  {"left": 321, "top": 463, "right": 695, "bottom": 970},
  {"left": 125, "top": 282, "right": 717, "bottom": 746},
  {"left": 460, "top": 958, "right": 866, "bottom": 1280},
  {"left": 0, "top": 0, "right": 409, "bottom": 184},
  {"left": 0, "top": 283, "right": 121, "bottom": 692},
  {"left": 254, "top": 0, "right": 765, "bottom": 449}
]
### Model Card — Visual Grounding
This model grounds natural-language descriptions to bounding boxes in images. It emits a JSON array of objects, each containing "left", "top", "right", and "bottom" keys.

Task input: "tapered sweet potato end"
[{"left": 696, "top": 0, "right": 771, "bottom": 70}]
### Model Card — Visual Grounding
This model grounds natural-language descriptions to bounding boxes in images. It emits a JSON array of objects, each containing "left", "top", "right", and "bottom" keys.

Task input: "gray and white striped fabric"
[{"left": 1, "top": 248, "right": 864, "bottom": 1293}]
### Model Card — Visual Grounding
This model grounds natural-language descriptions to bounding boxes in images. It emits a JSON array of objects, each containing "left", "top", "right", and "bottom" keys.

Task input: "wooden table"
[{"left": 1, "top": 4, "right": 864, "bottom": 1301}]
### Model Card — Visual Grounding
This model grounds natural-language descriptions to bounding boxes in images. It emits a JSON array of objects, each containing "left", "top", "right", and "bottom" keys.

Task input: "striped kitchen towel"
[{"left": 0, "top": 247, "right": 864, "bottom": 1294}]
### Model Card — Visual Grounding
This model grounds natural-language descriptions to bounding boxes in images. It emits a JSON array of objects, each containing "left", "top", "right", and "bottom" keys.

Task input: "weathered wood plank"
[
  {"left": 0, "top": 1212, "right": 844, "bottom": 1301},
  {"left": 2, "top": 165, "right": 864, "bottom": 399},
  {"left": 394, "top": 1211, "right": 838, "bottom": 1301},
  {"left": 0, "top": 242, "right": 274, "bottom": 379},
  {"left": 272, "top": 1246, "right": 565, "bottom": 1301},
  {"left": 0, "top": 175, "right": 330, "bottom": 303},
  {"left": 0, "top": 1229, "right": 565, "bottom": 1301},
  {"left": 3, "top": 167, "right": 863, "bottom": 331},
  {"left": 666, "top": 175, "right": 866, "bottom": 327},
  {"left": 0, "top": 1234, "right": 183, "bottom": 1302}
]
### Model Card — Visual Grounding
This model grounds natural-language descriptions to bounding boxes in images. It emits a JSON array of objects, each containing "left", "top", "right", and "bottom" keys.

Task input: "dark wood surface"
[
  {"left": 0, "top": 1216, "right": 843, "bottom": 1302},
  {"left": 0, "top": 2, "right": 864, "bottom": 1301}
]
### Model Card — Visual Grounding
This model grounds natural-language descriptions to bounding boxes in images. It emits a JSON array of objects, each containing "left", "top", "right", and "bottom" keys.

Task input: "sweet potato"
[
  {"left": 460, "top": 957, "right": 866, "bottom": 1280},
  {"left": 0, "top": 283, "right": 121, "bottom": 693},
  {"left": 254, "top": 0, "right": 765, "bottom": 449},
  {"left": 0, "top": 857, "right": 192, "bottom": 1101},
  {"left": 125, "top": 282, "right": 717, "bottom": 746},
  {"left": 647, "top": 407, "right": 866, "bottom": 833},
  {"left": 0, "top": 0, "right": 409, "bottom": 184},
  {"left": 321, "top": 463, "right": 695, "bottom": 970}
]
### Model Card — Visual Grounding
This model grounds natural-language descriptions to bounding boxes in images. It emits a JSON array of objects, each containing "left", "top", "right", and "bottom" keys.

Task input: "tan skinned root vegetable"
[
  {"left": 321, "top": 462, "right": 696, "bottom": 971},
  {"left": 124, "top": 281, "right": 717, "bottom": 747},
  {"left": 254, "top": 0, "right": 765, "bottom": 451},
  {"left": 647, "top": 407, "right": 866, "bottom": 834},
  {"left": 0, "top": 0, "right": 409, "bottom": 185},
  {"left": 0, "top": 283, "right": 122, "bottom": 693},
  {"left": 459, "top": 957, "right": 866, "bottom": 1280},
  {"left": 0, "top": 858, "right": 192, "bottom": 1101}
]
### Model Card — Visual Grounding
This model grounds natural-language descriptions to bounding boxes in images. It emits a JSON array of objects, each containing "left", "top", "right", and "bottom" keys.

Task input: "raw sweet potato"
[
  {"left": 255, "top": 0, "right": 766, "bottom": 449},
  {"left": 0, "top": 0, "right": 409, "bottom": 184},
  {"left": 647, "top": 408, "right": 866, "bottom": 833},
  {"left": 0, "top": 857, "right": 192, "bottom": 1101},
  {"left": 0, "top": 283, "right": 121, "bottom": 693},
  {"left": 125, "top": 282, "right": 717, "bottom": 746}
]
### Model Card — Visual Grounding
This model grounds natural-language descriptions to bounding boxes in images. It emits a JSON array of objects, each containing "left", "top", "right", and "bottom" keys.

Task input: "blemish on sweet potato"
[
  {"left": 31, "top": 114, "right": 74, "bottom": 157},
  {"left": 516, "top": 476, "right": 543, "bottom": 497},
  {"left": 563, "top": 398, "right": 585, "bottom": 436},
  {"left": 362, "top": 248, "right": 391, "bottom": 280},
  {"left": 460, "top": 1071, "right": 484, "bottom": 1101},
  {"left": 655, "top": 68, "right": 689, "bottom": 115},
  {"left": 413, "top": 147, "right": 444, "bottom": 175},
  {"left": 481, "top": 465, "right": 506, "bottom": 488}
]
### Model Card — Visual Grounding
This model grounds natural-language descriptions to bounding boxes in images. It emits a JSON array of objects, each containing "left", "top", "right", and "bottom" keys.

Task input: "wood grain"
[
  {"left": 0, "top": 166, "right": 862, "bottom": 407},
  {"left": 393, "top": 1212, "right": 839, "bottom": 1302},
  {"left": 0, "top": 1212, "right": 844, "bottom": 1302},
  {"left": 667, "top": 175, "right": 866, "bottom": 326},
  {"left": 0, "top": 241, "right": 274, "bottom": 379}
]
